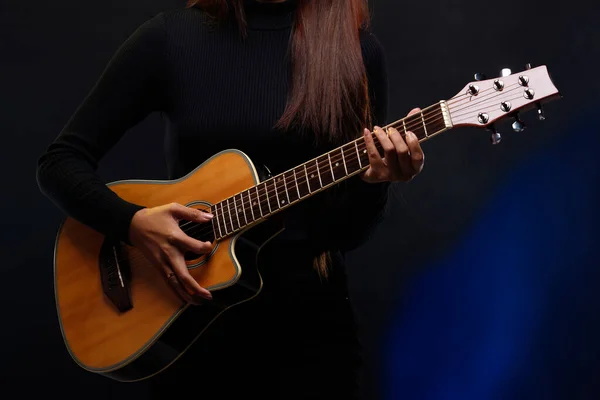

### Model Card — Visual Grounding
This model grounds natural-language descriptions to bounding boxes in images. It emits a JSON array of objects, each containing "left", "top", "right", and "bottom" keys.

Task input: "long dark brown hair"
[{"left": 186, "top": 0, "right": 373, "bottom": 276}]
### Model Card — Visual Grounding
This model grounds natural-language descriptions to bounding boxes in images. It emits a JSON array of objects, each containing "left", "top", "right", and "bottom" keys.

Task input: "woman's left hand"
[{"left": 361, "top": 108, "right": 425, "bottom": 183}]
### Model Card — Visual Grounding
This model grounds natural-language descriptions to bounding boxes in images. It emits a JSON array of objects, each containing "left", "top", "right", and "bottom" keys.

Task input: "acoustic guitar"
[{"left": 53, "top": 64, "right": 561, "bottom": 381}]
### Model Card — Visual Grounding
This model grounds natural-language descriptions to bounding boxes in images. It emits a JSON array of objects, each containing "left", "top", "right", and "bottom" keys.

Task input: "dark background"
[{"left": 2, "top": 0, "right": 599, "bottom": 398}]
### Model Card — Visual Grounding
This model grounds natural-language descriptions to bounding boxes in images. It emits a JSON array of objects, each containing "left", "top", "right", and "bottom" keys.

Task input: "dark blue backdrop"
[{"left": 384, "top": 106, "right": 600, "bottom": 399}]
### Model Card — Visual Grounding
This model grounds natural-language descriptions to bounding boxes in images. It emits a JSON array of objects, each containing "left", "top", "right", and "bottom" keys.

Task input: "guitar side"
[{"left": 53, "top": 149, "right": 282, "bottom": 381}]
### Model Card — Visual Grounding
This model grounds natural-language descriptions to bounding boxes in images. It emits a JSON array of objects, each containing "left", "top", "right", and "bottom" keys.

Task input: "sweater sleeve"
[
  {"left": 317, "top": 31, "right": 391, "bottom": 254},
  {"left": 36, "top": 13, "right": 167, "bottom": 243}
]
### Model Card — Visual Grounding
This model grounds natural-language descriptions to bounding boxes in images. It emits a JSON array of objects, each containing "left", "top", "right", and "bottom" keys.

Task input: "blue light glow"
[{"left": 385, "top": 110, "right": 600, "bottom": 400}]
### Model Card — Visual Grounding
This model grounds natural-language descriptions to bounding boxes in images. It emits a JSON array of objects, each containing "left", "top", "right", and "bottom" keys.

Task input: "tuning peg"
[
  {"left": 474, "top": 73, "right": 486, "bottom": 81},
  {"left": 488, "top": 125, "right": 502, "bottom": 145},
  {"left": 501, "top": 68, "right": 512, "bottom": 77},
  {"left": 536, "top": 102, "right": 545, "bottom": 121},
  {"left": 525, "top": 63, "right": 532, "bottom": 70},
  {"left": 512, "top": 114, "right": 526, "bottom": 132}
]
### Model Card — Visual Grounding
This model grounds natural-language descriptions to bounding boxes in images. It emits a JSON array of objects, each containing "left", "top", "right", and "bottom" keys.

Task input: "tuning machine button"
[
  {"left": 474, "top": 73, "right": 486, "bottom": 81},
  {"left": 525, "top": 63, "right": 532, "bottom": 70},
  {"left": 501, "top": 68, "right": 512, "bottom": 77},
  {"left": 488, "top": 125, "right": 502, "bottom": 145},
  {"left": 524, "top": 88, "right": 535, "bottom": 99},
  {"left": 512, "top": 114, "right": 526, "bottom": 132},
  {"left": 518, "top": 75, "right": 529, "bottom": 86},
  {"left": 536, "top": 103, "right": 546, "bottom": 120}
]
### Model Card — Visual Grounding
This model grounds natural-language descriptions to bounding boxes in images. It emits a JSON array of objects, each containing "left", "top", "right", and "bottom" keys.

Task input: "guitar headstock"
[{"left": 447, "top": 64, "right": 561, "bottom": 144}]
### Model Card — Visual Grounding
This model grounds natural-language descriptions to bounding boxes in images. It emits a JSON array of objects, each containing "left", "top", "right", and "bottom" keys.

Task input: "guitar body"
[{"left": 53, "top": 149, "right": 283, "bottom": 382}]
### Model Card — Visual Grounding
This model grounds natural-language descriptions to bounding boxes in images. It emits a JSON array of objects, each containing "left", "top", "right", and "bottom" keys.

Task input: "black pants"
[{"left": 148, "top": 247, "right": 363, "bottom": 399}]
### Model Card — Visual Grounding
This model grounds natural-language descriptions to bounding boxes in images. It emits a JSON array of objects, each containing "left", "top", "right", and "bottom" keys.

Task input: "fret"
[
  {"left": 232, "top": 195, "right": 241, "bottom": 228},
  {"left": 330, "top": 148, "right": 346, "bottom": 181},
  {"left": 354, "top": 141, "right": 362, "bottom": 168},
  {"left": 260, "top": 183, "right": 271, "bottom": 213},
  {"left": 220, "top": 202, "right": 229, "bottom": 235},
  {"left": 296, "top": 166, "right": 310, "bottom": 197},
  {"left": 213, "top": 203, "right": 223, "bottom": 238},
  {"left": 304, "top": 164, "right": 313, "bottom": 194},
  {"left": 341, "top": 146, "right": 348, "bottom": 175},
  {"left": 420, "top": 111, "right": 429, "bottom": 137},
  {"left": 292, "top": 169, "right": 301, "bottom": 201},
  {"left": 265, "top": 181, "right": 278, "bottom": 213},
  {"left": 274, "top": 176, "right": 286, "bottom": 207},
  {"left": 328, "top": 154, "right": 335, "bottom": 181},
  {"left": 342, "top": 143, "right": 360, "bottom": 174},
  {"left": 358, "top": 141, "right": 370, "bottom": 168},
  {"left": 315, "top": 159, "right": 323, "bottom": 188},
  {"left": 245, "top": 190, "right": 255, "bottom": 222},
  {"left": 317, "top": 155, "right": 334, "bottom": 187},
  {"left": 254, "top": 186, "right": 264, "bottom": 217},
  {"left": 271, "top": 179, "right": 281, "bottom": 211},
  {"left": 306, "top": 162, "right": 321, "bottom": 193},
  {"left": 238, "top": 193, "right": 248, "bottom": 226},
  {"left": 231, "top": 198, "right": 241, "bottom": 231},
  {"left": 226, "top": 198, "right": 238, "bottom": 232},
  {"left": 282, "top": 172, "right": 294, "bottom": 204},
  {"left": 273, "top": 178, "right": 281, "bottom": 210}
]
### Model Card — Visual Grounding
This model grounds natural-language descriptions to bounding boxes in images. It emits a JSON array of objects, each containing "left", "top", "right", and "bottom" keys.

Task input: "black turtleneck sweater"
[{"left": 36, "top": 1, "right": 390, "bottom": 260}]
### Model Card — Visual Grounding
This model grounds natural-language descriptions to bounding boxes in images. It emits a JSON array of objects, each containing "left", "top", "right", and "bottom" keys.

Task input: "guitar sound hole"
[{"left": 178, "top": 203, "right": 216, "bottom": 262}]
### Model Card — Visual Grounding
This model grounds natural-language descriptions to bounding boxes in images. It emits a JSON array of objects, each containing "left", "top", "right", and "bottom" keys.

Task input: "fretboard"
[{"left": 210, "top": 101, "right": 452, "bottom": 240}]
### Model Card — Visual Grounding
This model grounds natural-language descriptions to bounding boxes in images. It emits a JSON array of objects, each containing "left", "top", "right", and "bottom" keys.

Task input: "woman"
[{"left": 37, "top": 0, "right": 424, "bottom": 398}]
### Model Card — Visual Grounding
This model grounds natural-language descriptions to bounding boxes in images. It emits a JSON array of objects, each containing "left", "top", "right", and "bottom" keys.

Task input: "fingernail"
[
  {"left": 205, "top": 212, "right": 214, "bottom": 218},
  {"left": 364, "top": 128, "right": 370, "bottom": 135}
]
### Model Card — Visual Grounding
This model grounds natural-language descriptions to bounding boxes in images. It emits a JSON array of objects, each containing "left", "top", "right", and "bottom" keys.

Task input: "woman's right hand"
[{"left": 129, "top": 203, "right": 214, "bottom": 304}]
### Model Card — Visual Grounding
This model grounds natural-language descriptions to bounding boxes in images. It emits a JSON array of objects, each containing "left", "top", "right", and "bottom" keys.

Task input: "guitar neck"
[
  {"left": 208, "top": 64, "right": 562, "bottom": 240},
  {"left": 209, "top": 101, "right": 453, "bottom": 240}
]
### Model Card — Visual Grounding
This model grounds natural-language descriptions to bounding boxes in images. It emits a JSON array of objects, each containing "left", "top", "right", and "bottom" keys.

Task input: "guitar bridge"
[{"left": 99, "top": 240, "right": 133, "bottom": 313}]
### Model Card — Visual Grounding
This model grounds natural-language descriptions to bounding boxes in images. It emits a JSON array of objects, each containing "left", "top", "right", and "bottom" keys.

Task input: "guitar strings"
[
  {"left": 180, "top": 110, "right": 447, "bottom": 236},
  {"left": 181, "top": 84, "right": 523, "bottom": 236},
  {"left": 112, "top": 86, "right": 525, "bottom": 266},
  {"left": 179, "top": 85, "right": 526, "bottom": 240},
  {"left": 142, "top": 86, "right": 516, "bottom": 253}
]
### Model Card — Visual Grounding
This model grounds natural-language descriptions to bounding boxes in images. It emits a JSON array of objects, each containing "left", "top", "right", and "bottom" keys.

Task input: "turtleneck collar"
[{"left": 243, "top": 0, "right": 297, "bottom": 31}]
